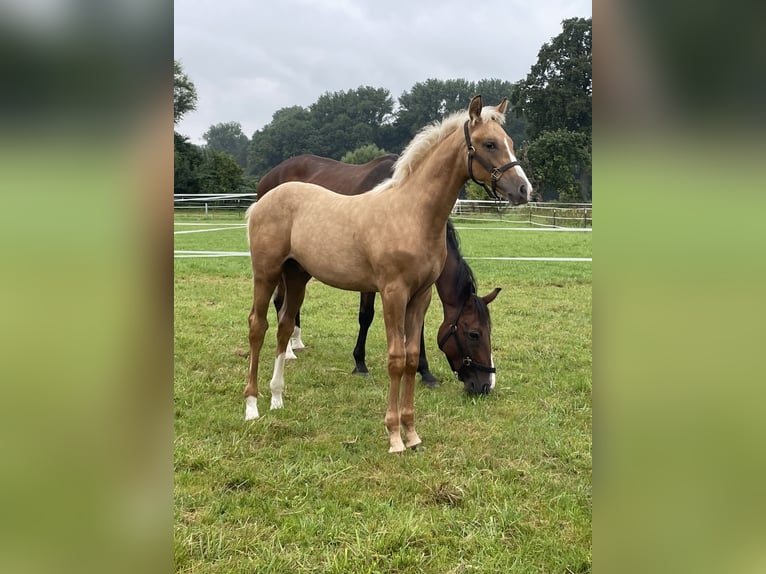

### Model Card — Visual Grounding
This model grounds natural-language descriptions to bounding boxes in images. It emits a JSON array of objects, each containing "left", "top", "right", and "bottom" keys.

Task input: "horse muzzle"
[{"left": 459, "top": 366, "right": 494, "bottom": 395}]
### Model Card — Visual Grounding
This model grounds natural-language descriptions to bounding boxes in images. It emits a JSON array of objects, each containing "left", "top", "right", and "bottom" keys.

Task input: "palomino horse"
[
  {"left": 256, "top": 153, "right": 501, "bottom": 392},
  {"left": 244, "top": 95, "right": 532, "bottom": 453}
]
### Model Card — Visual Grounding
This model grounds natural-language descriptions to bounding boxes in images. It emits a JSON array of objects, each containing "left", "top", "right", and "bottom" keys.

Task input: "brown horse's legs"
[
  {"left": 244, "top": 274, "right": 280, "bottom": 420},
  {"left": 270, "top": 261, "right": 311, "bottom": 410},
  {"left": 417, "top": 325, "right": 440, "bottom": 387},
  {"left": 274, "top": 282, "right": 304, "bottom": 359},
  {"left": 401, "top": 287, "right": 432, "bottom": 449},
  {"left": 352, "top": 291, "right": 376, "bottom": 376}
]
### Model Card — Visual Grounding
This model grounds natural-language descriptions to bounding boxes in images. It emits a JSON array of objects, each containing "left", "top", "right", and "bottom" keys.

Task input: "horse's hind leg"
[
  {"left": 270, "top": 260, "right": 311, "bottom": 410},
  {"left": 244, "top": 273, "right": 280, "bottom": 420}
]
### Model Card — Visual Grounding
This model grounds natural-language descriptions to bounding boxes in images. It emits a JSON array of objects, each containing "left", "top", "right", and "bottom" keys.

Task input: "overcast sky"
[{"left": 174, "top": 0, "right": 591, "bottom": 145}]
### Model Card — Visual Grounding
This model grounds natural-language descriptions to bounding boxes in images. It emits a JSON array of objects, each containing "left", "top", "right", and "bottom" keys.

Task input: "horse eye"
[
  {"left": 484, "top": 142, "right": 496, "bottom": 151},
  {"left": 468, "top": 330, "right": 481, "bottom": 341}
]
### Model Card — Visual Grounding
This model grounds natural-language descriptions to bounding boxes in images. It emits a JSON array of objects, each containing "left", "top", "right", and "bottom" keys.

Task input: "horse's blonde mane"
[{"left": 371, "top": 105, "right": 506, "bottom": 193}]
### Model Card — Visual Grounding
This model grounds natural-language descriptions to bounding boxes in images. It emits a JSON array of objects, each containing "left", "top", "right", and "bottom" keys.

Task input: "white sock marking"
[
  {"left": 245, "top": 396, "right": 259, "bottom": 420},
  {"left": 270, "top": 352, "right": 286, "bottom": 409},
  {"left": 489, "top": 354, "right": 496, "bottom": 391},
  {"left": 285, "top": 339, "right": 298, "bottom": 360},
  {"left": 290, "top": 326, "right": 305, "bottom": 350}
]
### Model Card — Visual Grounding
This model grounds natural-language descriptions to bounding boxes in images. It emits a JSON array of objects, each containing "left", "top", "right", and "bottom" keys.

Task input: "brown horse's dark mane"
[{"left": 445, "top": 220, "right": 491, "bottom": 326}]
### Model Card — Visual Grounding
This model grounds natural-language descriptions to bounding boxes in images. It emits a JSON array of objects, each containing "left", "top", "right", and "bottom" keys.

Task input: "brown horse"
[
  {"left": 256, "top": 154, "right": 501, "bottom": 392},
  {"left": 244, "top": 95, "right": 532, "bottom": 453}
]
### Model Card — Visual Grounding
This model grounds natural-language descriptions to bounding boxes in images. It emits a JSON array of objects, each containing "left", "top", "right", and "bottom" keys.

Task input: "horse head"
[
  {"left": 464, "top": 95, "right": 533, "bottom": 205},
  {"left": 437, "top": 287, "right": 501, "bottom": 395}
]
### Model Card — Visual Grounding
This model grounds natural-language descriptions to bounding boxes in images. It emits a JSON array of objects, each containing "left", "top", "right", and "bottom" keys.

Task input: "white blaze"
[
  {"left": 504, "top": 137, "right": 533, "bottom": 201},
  {"left": 489, "top": 354, "right": 496, "bottom": 391}
]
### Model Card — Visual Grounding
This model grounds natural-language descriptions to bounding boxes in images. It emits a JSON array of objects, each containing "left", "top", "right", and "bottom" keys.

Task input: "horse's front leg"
[
  {"left": 380, "top": 289, "right": 407, "bottom": 453},
  {"left": 401, "top": 287, "right": 432, "bottom": 450}
]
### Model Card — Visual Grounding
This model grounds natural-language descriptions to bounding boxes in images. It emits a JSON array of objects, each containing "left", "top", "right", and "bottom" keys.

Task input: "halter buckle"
[{"left": 490, "top": 167, "right": 503, "bottom": 181}]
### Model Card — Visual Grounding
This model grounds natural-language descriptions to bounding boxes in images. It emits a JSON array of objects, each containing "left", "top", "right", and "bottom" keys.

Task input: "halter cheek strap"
[
  {"left": 464, "top": 120, "right": 520, "bottom": 201},
  {"left": 437, "top": 299, "right": 496, "bottom": 375}
]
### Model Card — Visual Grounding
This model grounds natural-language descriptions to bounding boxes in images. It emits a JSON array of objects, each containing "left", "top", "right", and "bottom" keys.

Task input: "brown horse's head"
[
  {"left": 465, "top": 95, "right": 533, "bottom": 206},
  {"left": 437, "top": 288, "right": 501, "bottom": 395}
]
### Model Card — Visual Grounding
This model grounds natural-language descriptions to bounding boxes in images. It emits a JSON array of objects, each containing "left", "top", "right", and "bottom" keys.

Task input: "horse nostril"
[{"left": 520, "top": 184, "right": 527, "bottom": 198}]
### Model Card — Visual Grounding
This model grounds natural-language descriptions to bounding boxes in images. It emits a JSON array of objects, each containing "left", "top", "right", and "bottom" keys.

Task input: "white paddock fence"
[{"left": 173, "top": 194, "right": 592, "bottom": 230}]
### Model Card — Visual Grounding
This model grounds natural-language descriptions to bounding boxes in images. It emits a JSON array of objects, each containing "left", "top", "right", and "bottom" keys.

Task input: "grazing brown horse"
[
  {"left": 244, "top": 95, "right": 532, "bottom": 453},
  {"left": 256, "top": 154, "right": 501, "bottom": 391}
]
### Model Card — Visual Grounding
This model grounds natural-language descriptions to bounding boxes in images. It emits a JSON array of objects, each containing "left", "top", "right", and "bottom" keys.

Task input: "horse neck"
[
  {"left": 434, "top": 234, "right": 470, "bottom": 314},
  {"left": 396, "top": 130, "right": 468, "bottom": 229}
]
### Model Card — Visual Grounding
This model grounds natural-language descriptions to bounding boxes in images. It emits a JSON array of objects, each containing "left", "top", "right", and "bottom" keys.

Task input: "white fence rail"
[{"left": 173, "top": 194, "right": 592, "bottom": 229}]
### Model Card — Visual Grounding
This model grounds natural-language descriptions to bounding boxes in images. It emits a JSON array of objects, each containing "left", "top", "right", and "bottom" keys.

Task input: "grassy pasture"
[{"left": 174, "top": 211, "right": 592, "bottom": 573}]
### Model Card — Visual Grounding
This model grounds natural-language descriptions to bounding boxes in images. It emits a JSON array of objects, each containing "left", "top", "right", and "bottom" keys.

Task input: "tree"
[
  {"left": 341, "top": 144, "right": 389, "bottom": 164},
  {"left": 395, "top": 78, "right": 474, "bottom": 141},
  {"left": 521, "top": 129, "right": 591, "bottom": 202},
  {"left": 174, "top": 132, "right": 204, "bottom": 194},
  {"left": 309, "top": 86, "right": 394, "bottom": 158},
  {"left": 246, "top": 105, "right": 317, "bottom": 176},
  {"left": 198, "top": 150, "right": 244, "bottom": 195},
  {"left": 174, "top": 60, "right": 198, "bottom": 124},
  {"left": 203, "top": 121, "right": 249, "bottom": 168},
  {"left": 511, "top": 18, "right": 592, "bottom": 140}
]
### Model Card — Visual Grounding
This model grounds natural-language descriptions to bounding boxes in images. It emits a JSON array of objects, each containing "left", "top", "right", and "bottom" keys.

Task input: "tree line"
[{"left": 175, "top": 17, "right": 591, "bottom": 202}]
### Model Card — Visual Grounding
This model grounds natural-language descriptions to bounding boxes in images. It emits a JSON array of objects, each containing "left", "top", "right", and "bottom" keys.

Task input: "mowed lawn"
[{"left": 174, "top": 211, "right": 592, "bottom": 573}]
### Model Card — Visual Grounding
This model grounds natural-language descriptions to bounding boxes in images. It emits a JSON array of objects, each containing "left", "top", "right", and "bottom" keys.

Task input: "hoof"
[
  {"left": 388, "top": 445, "right": 406, "bottom": 454},
  {"left": 421, "top": 377, "right": 440, "bottom": 389},
  {"left": 270, "top": 396, "right": 283, "bottom": 410},
  {"left": 351, "top": 367, "right": 370, "bottom": 377}
]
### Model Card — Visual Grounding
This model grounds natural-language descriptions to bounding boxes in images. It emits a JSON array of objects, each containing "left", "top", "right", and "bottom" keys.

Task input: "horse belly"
[{"left": 289, "top": 228, "right": 377, "bottom": 293}]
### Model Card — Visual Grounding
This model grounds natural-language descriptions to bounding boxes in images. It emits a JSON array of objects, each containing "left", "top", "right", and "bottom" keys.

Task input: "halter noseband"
[
  {"left": 464, "top": 120, "right": 520, "bottom": 201},
  {"left": 437, "top": 298, "right": 496, "bottom": 376}
]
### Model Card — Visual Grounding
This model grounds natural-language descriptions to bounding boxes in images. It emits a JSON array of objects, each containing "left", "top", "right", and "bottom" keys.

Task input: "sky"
[{"left": 174, "top": 0, "right": 592, "bottom": 145}]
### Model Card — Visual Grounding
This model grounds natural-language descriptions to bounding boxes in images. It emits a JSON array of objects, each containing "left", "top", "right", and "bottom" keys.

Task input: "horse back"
[{"left": 256, "top": 154, "right": 397, "bottom": 198}]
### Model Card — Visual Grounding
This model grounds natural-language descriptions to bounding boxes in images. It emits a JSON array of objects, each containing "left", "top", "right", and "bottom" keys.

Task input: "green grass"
[{"left": 174, "top": 213, "right": 591, "bottom": 573}]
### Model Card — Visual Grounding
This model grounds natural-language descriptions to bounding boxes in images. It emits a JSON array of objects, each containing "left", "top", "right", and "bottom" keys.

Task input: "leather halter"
[
  {"left": 437, "top": 297, "right": 496, "bottom": 376},
  {"left": 463, "top": 120, "right": 521, "bottom": 201}
]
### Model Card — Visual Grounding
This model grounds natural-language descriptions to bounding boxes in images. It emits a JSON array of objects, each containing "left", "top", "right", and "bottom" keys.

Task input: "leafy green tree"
[
  {"left": 395, "top": 78, "right": 474, "bottom": 140},
  {"left": 521, "top": 129, "right": 591, "bottom": 202},
  {"left": 203, "top": 121, "right": 249, "bottom": 168},
  {"left": 511, "top": 18, "right": 592, "bottom": 140},
  {"left": 340, "top": 144, "right": 389, "bottom": 164},
  {"left": 310, "top": 86, "right": 394, "bottom": 158},
  {"left": 198, "top": 150, "right": 244, "bottom": 195},
  {"left": 247, "top": 105, "right": 317, "bottom": 176},
  {"left": 174, "top": 132, "right": 204, "bottom": 194},
  {"left": 174, "top": 60, "right": 198, "bottom": 124}
]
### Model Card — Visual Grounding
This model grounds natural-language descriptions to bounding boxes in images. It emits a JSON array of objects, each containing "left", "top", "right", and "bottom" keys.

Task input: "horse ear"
[
  {"left": 469, "top": 95, "right": 483, "bottom": 121},
  {"left": 496, "top": 98, "right": 508, "bottom": 115},
  {"left": 482, "top": 287, "right": 501, "bottom": 305}
]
